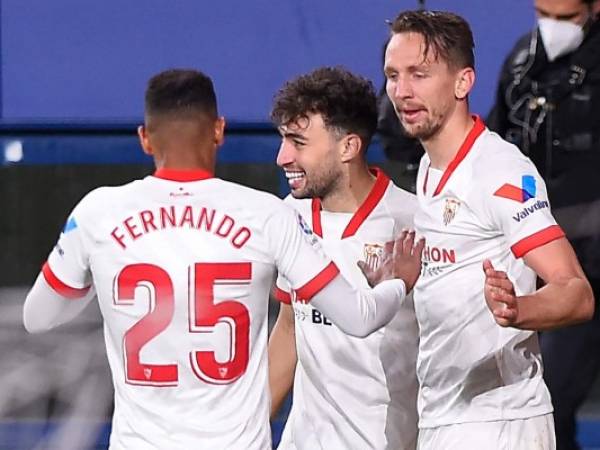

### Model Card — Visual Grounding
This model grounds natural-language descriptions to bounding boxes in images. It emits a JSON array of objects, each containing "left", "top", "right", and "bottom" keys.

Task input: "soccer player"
[
  {"left": 22, "top": 69, "right": 424, "bottom": 449},
  {"left": 383, "top": 10, "right": 594, "bottom": 450},
  {"left": 268, "top": 67, "right": 419, "bottom": 449}
]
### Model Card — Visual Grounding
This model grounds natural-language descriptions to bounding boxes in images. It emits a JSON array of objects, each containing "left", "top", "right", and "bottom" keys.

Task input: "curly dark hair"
[
  {"left": 389, "top": 10, "right": 474, "bottom": 70},
  {"left": 271, "top": 66, "right": 377, "bottom": 147}
]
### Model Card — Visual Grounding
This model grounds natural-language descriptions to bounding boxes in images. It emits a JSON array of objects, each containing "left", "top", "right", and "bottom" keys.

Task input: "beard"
[
  {"left": 291, "top": 165, "right": 343, "bottom": 200},
  {"left": 395, "top": 104, "right": 446, "bottom": 141},
  {"left": 400, "top": 114, "right": 445, "bottom": 141}
]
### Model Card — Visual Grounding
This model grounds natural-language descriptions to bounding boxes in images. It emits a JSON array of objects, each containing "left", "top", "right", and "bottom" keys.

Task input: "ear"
[
  {"left": 137, "top": 125, "right": 153, "bottom": 155},
  {"left": 455, "top": 67, "right": 475, "bottom": 100},
  {"left": 214, "top": 117, "right": 226, "bottom": 146},
  {"left": 340, "top": 134, "right": 363, "bottom": 163}
]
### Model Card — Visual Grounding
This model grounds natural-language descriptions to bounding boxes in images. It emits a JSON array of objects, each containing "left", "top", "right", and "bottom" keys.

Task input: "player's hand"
[
  {"left": 390, "top": 230, "right": 425, "bottom": 293},
  {"left": 483, "top": 259, "right": 518, "bottom": 327},
  {"left": 357, "top": 240, "right": 394, "bottom": 287},
  {"left": 358, "top": 230, "right": 425, "bottom": 293}
]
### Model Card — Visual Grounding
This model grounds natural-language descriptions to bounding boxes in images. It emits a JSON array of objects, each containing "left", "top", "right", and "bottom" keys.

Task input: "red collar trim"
[
  {"left": 422, "top": 165, "right": 430, "bottom": 195},
  {"left": 423, "top": 115, "right": 485, "bottom": 196},
  {"left": 311, "top": 198, "right": 323, "bottom": 238},
  {"left": 153, "top": 168, "right": 213, "bottom": 182},
  {"left": 311, "top": 167, "right": 390, "bottom": 239}
]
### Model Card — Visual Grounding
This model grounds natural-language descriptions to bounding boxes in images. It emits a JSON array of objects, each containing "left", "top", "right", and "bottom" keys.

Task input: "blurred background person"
[{"left": 487, "top": 1, "right": 600, "bottom": 449}]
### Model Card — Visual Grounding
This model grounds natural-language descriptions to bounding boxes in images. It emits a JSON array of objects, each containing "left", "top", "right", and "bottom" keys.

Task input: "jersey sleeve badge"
[
  {"left": 296, "top": 212, "right": 319, "bottom": 247},
  {"left": 493, "top": 175, "right": 536, "bottom": 203}
]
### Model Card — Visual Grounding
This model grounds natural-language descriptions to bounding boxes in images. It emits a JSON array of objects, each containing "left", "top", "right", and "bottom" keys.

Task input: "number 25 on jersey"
[{"left": 114, "top": 262, "right": 251, "bottom": 386}]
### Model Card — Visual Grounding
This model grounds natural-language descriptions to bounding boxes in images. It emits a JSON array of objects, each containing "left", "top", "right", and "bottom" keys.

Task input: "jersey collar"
[
  {"left": 423, "top": 114, "right": 485, "bottom": 196},
  {"left": 153, "top": 168, "right": 213, "bottom": 182},
  {"left": 311, "top": 167, "right": 390, "bottom": 239}
]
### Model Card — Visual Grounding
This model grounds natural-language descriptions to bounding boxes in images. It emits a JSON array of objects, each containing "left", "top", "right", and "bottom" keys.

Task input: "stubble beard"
[
  {"left": 400, "top": 114, "right": 443, "bottom": 141},
  {"left": 291, "top": 166, "right": 343, "bottom": 200}
]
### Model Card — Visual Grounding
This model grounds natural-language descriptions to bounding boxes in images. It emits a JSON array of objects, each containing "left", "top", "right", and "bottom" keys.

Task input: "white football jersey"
[
  {"left": 275, "top": 169, "right": 420, "bottom": 450},
  {"left": 43, "top": 169, "right": 340, "bottom": 450},
  {"left": 413, "top": 116, "right": 563, "bottom": 428}
]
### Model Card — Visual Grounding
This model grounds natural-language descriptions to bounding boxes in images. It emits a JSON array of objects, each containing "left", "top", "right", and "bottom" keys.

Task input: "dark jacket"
[
  {"left": 376, "top": 88, "right": 424, "bottom": 166},
  {"left": 487, "top": 19, "right": 600, "bottom": 279}
]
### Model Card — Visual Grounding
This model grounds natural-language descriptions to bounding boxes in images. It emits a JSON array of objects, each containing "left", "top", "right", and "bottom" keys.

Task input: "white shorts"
[{"left": 417, "top": 414, "right": 555, "bottom": 450}]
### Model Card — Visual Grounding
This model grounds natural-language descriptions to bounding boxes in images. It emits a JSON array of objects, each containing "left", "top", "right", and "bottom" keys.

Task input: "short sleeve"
[
  {"left": 44, "top": 201, "right": 93, "bottom": 298},
  {"left": 483, "top": 157, "right": 564, "bottom": 258},
  {"left": 272, "top": 273, "right": 293, "bottom": 305},
  {"left": 266, "top": 203, "right": 339, "bottom": 302}
]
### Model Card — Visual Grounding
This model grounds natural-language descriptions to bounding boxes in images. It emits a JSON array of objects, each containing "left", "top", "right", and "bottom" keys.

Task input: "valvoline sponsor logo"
[
  {"left": 494, "top": 175, "right": 536, "bottom": 203},
  {"left": 512, "top": 199, "right": 549, "bottom": 222},
  {"left": 493, "top": 175, "right": 549, "bottom": 222}
]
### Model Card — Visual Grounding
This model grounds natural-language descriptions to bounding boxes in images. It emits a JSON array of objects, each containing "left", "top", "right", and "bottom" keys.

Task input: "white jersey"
[
  {"left": 275, "top": 169, "right": 420, "bottom": 450},
  {"left": 43, "top": 169, "right": 341, "bottom": 450},
  {"left": 413, "top": 116, "right": 563, "bottom": 428}
]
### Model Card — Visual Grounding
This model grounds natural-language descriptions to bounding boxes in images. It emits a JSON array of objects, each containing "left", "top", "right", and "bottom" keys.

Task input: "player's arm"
[
  {"left": 484, "top": 238, "right": 594, "bottom": 330},
  {"left": 483, "top": 158, "right": 594, "bottom": 330},
  {"left": 309, "top": 272, "right": 410, "bottom": 337},
  {"left": 268, "top": 302, "right": 297, "bottom": 418},
  {"left": 314, "top": 231, "right": 423, "bottom": 337},
  {"left": 283, "top": 227, "right": 422, "bottom": 337},
  {"left": 24, "top": 269, "right": 95, "bottom": 333},
  {"left": 23, "top": 200, "right": 94, "bottom": 333}
]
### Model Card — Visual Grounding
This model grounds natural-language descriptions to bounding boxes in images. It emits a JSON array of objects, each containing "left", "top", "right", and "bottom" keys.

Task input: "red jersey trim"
[
  {"left": 311, "top": 198, "right": 323, "bottom": 238},
  {"left": 311, "top": 167, "right": 390, "bottom": 239},
  {"left": 425, "top": 115, "right": 485, "bottom": 196},
  {"left": 42, "top": 262, "right": 91, "bottom": 299},
  {"left": 494, "top": 184, "right": 526, "bottom": 202},
  {"left": 511, "top": 225, "right": 565, "bottom": 258},
  {"left": 295, "top": 262, "right": 340, "bottom": 301},
  {"left": 422, "top": 164, "right": 430, "bottom": 195},
  {"left": 153, "top": 168, "right": 213, "bottom": 182},
  {"left": 272, "top": 286, "right": 292, "bottom": 305},
  {"left": 342, "top": 168, "right": 390, "bottom": 238}
]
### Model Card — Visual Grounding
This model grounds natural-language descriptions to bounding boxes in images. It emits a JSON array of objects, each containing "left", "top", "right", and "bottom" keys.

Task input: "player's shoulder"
[
  {"left": 216, "top": 178, "right": 285, "bottom": 206},
  {"left": 469, "top": 129, "right": 543, "bottom": 197},
  {"left": 209, "top": 179, "right": 294, "bottom": 223},
  {"left": 72, "top": 179, "right": 142, "bottom": 215},
  {"left": 385, "top": 181, "right": 417, "bottom": 208},
  {"left": 381, "top": 178, "right": 418, "bottom": 222},
  {"left": 472, "top": 130, "right": 537, "bottom": 178},
  {"left": 281, "top": 194, "right": 311, "bottom": 215}
]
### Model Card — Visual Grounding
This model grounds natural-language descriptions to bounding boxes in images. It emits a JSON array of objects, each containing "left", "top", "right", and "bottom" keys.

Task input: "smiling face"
[
  {"left": 384, "top": 31, "right": 468, "bottom": 142},
  {"left": 276, "top": 113, "right": 344, "bottom": 199}
]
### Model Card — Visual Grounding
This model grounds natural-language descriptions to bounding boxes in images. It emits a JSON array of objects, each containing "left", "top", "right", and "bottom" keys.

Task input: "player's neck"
[
  {"left": 155, "top": 148, "right": 216, "bottom": 173},
  {"left": 320, "top": 164, "right": 376, "bottom": 213},
  {"left": 421, "top": 112, "right": 474, "bottom": 170}
]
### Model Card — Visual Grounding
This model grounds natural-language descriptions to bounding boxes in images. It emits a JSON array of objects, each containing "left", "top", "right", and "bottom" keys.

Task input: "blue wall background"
[{"left": 1, "top": 0, "right": 535, "bottom": 124}]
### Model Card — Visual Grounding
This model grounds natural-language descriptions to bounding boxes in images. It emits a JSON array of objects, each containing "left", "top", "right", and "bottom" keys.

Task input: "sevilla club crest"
[
  {"left": 443, "top": 198, "right": 461, "bottom": 226},
  {"left": 363, "top": 243, "right": 384, "bottom": 270}
]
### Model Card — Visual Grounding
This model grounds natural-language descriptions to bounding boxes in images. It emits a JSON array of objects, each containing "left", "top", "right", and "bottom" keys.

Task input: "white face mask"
[{"left": 537, "top": 17, "right": 585, "bottom": 62}]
